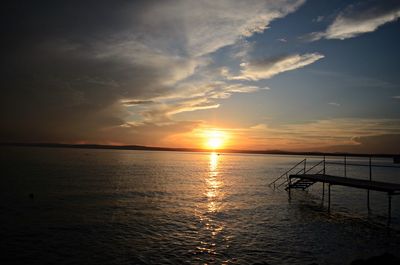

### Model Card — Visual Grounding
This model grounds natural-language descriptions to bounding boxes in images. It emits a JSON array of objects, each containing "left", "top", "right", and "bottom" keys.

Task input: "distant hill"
[{"left": 1, "top": 142, "right": 397, "bottom": 158}]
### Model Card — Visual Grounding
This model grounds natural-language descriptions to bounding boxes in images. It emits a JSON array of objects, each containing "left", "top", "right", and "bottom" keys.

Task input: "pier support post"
[
  {"left": 367, "top": 190, "right": 370, "bottom": 212},
  {"left": 322, "top": 182, "right": 325, "bottom": 203},
  {"left": 388, "top": 193, "right": 392, "bottom": 226},
  {"left": 288, "top": 177, "right": 291, "bottom": 201},
  {"left": 367, "top": 157, "right": 372, "bottom": 212},
  {"left": 328, "top": 184, "right": 331, "bottom": 212}
]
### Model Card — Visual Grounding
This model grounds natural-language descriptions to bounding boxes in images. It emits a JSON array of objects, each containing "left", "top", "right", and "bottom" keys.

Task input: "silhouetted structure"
[{"left": 270, "top": 156, "right": 400, "bottom": 225}]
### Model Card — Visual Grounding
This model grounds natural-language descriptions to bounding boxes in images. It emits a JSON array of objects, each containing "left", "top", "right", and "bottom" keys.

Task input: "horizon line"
[{"left": 1, "top": 142, "right": 399, "bottom": 158}]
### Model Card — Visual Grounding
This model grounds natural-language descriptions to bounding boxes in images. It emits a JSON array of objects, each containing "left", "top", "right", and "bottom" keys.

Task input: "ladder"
[{"left": 269, "top": 158, "right": 325, "bottom": 191}]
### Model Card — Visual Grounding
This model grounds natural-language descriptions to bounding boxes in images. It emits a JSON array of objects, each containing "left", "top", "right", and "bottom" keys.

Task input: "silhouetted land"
[{"left": 1, "top": 142, "right": 398, "bottom": 158}]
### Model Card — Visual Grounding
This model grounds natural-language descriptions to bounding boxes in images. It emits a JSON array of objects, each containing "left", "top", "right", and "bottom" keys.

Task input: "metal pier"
[{"left": 269, "top": 156, "right": 400, "bottom": 224}]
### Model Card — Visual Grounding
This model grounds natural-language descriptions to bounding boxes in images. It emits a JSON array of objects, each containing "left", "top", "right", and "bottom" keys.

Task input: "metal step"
[{"left": 285, "top": 179, "right": 316, "bottom": 190}]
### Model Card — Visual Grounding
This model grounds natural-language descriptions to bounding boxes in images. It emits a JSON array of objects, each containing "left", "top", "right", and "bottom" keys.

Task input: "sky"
[{"left": 1, "top": 0, "right": 400, "bottom": 153}]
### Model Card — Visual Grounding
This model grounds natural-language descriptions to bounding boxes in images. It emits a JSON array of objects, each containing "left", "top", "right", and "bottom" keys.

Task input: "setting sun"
[
  {"left": 204, "top": 130, "right": 227, "bottom": 150},
  {"left": 207, "top": 137, "right": 223, "bottom": 149}
]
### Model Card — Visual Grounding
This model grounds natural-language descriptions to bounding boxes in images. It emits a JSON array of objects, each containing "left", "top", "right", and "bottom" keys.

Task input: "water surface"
[{"left": 1, "top": 147, "right": 400, "bottom": 264}]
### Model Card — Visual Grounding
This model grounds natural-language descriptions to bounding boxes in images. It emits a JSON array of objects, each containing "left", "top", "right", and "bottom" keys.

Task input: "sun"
[
  {"left": 204, "top": 130, "right": 227, "bottom": 150},
  {"left": 207, "top": 137, "right": 223, "bottom": 149}
]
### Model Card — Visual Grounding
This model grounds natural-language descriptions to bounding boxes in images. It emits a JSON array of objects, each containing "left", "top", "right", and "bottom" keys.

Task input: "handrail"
[
  {"left": 270, "top": 159, "right": 328, "bottom": 189},
  {"left": 275, "top": 174, "right": 289, "bottom": 189},
  {"left": 269, "top": 159, "right": 305, "bottom": 185},
  {"left": 295, "top": 168, "right": 304, "bottom": 175},
  {"left": 269, "top": 159, "right": 306, "bottom": 188},
  {"left": 284, "top": 159, "right": 306, "bottom": 176},
  {"left": 286, "top": 160, "right": 325, "bottom": 187},
  {"left": 326, "top": 161, "right": 400, "bottom": 169},
  {"left": 270, "top": 155, "right": 400, "bottom": 191},
  {"left": 304, "top": 160, "right": 324, "bottom": 174}
]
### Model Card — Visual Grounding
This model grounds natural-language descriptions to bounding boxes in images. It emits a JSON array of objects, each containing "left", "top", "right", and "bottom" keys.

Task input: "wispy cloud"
[
  {"left": 312, "top": 15, "right": 324, "bottom": 23},
  {"left": 328, "top": 102, "right": 341, "bottom": 107},
  {"left": 227, "top": 118, "right": 400, "bottom": 152},
  {"left": 307, "top": 0, "right": 400, "bottom": 41},
  {"left": 137, "top": 82, "right": 266, "bottom": 122},
  {"left": 143, "top": 0, "right": 306, "bottom": 57},
  {"left": 228, "top": 53, "right": 324, "bottom": 81},
  {"left": 121, "top": 100, "right": 155, "bottom": 106}
]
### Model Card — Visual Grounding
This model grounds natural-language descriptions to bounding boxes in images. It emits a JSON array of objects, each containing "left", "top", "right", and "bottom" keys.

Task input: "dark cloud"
[
  {"left": 1, "top": 0, "right": 306, "bottom": 144},
  {"left": 1, "top": 1, "right": 398, "bottom": 153},
  {"left": 123, "top": 100, "right": 155, "bottom": 106},
  {"left": 352, "top": 134, "right": 400, "bottom": 154},
  {"left": 0, "top": 0, "right": 188, "bottom": 143},
  {"left": 320, "top": 134, "right": 400, "bottom": 154},
  {"left": 104, "top": 120, "right": 202, "bottom": 146}
]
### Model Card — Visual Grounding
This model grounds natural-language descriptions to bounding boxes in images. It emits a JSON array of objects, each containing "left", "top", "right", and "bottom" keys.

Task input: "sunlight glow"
[
  {"left": 204, "top": 130, "right": 227, "bottom": 150},
  {"left": 206, "top": 152, "right": 221, "bottom": 212}
]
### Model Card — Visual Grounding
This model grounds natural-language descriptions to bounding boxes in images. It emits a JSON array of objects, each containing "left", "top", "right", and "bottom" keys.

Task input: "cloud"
[
  {"left": 173, "top": 118, "right": 400, "bottom": 152},
  {"left": 226, "top": 118, "right": 400, "bottom": 153},
  {"left": 112, "top": 0, "right": 306, "bottom": 58},
  {"left": 229, "top": 53, "right": 324, "bottom": 81},
  {"left": 351, "top": 134, "right": 400, "bottom": 154},
  {"left": 313, "top": 16, "right": 324, "bottom": 23},
  {"left": 137, "top": 82, "right": 265, "bottom": 122},
  {"left": 0, "top": 0, "right": 305, "bottom": 144},
  {"left": 328, "top": 102, "right": 341, "bottom": 107},
  {"left": 121, "top": 100, "right": 155, "bottom": 106},
  {"left": 151, "top": 0, "right": 305, "bottom": 57},
  {"left": 104, "top": 120, "right": 203, "bottom": 147},
  {"left": 308, "top": 0, "right": 400, "bottom": 41}
]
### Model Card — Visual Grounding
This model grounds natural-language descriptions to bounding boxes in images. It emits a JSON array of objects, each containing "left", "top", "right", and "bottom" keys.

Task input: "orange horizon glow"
[
  {"left": 162, "top": 121, "right": 376, "bottom": 152},
  {"left": 203, "top": 130, "right": 229, "bottom": 150}
]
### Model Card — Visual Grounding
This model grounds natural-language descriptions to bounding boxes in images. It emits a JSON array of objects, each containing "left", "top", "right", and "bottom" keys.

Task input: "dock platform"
[
  {"left": 289, "top": 174, "right": 400, "bottom": 194},
  {"left": 269, "top": 157, "right": 400, "bottom": 224}
]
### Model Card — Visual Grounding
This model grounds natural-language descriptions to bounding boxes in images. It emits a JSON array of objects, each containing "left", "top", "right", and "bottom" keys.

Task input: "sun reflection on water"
[
  {"left": 207, "top": 152, "right": 222, "bottom": 212},
  {"left": 193, "top": 152, "right": 230, "bottom": 262}
]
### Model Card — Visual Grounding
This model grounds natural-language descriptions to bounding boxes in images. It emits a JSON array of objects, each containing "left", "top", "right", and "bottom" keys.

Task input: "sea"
[{"left": 1, "top": 146, "right": 400, "bottom": 265}]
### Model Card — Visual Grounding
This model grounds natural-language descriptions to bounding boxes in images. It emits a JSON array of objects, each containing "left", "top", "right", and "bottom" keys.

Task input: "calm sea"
[{"left": 1, "top": 147, "right": 400, "bottom": 265}]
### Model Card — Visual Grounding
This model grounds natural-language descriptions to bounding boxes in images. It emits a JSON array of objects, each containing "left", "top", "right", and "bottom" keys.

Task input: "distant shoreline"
[{"left": 1, "top": 142, "right": 398, "bottom": 158}]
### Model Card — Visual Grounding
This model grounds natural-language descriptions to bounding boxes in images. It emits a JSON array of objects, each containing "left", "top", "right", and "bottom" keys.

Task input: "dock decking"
[
  {"left": 289, "top": 174, "right": 400, "bottom": 194},
  {"left": 269, "top": 157, "right": 400, "bottom": 225}
]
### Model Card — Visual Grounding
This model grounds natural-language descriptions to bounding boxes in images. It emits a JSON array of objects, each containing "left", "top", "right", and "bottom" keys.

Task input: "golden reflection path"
[
  {"left": 194, "top": 152, "right": 230, "bottom": 263},
  {"left": 207, "top": 152, "right": 222, "bottom": 212}
]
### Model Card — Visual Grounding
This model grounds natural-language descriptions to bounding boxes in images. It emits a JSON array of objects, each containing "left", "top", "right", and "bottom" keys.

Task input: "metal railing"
[
  {"left": 325, "top": 156, "right": 400, "bottom": 180},
  {"left": 269, "top": 159, "right": 306, "bottom": 189},
  {"left": 270, "top": 156, "right": 400, "bottom": 190},
  {"left": 304, "top": 159, "right": 324, "bottom": 174}
]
